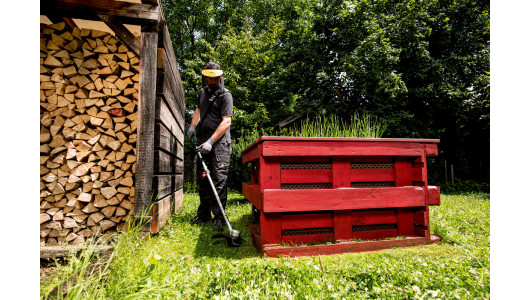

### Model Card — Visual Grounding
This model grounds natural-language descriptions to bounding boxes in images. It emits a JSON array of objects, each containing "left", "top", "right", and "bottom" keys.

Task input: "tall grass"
[
  {"left": 40, "top": 206, "right": 153, "bottom": 299},
  {"left": 288, "top": 112, "right": 387, "bottom": 139},
  {"left": 41, "top": 192, "right": 490, "bottom": 299},
  {"left": 228, "top": 112, "right": 386, "bottom": 190}
]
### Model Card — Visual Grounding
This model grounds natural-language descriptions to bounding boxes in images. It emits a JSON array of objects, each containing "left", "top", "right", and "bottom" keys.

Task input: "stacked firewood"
[{"left": 40, "top": 22, "right": 139, "bottom": 246}]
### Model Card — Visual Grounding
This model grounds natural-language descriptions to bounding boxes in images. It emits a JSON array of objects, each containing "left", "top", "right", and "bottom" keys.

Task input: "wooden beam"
[
  {"left": 262, "top": 186, "right": 427, "bottom": 213},
  {"left": 150, "top": 192, "right": 171, "bottom": 234},
  {"left": 41, "top": 245, "right": 113, "bottom": 259},
  {"left": 63, "top": 18, "right": 78, "bottom": 30},
  {"left": 41, "top": 0, "right": 160, "bottom": 26},
  {"left": 134, "top": 30, "right": 158, "bottom": 216},
  {"left": 260, "top": 235, "right": 441, "bottom": 258},
  {"left": 98, "top": 14, "right": 141, "bottom": 56}
]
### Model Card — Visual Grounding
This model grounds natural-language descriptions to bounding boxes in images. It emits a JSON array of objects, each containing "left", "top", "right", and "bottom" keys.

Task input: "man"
[{"left": 186, "top": 62, "right": 233, "bottom": 231}]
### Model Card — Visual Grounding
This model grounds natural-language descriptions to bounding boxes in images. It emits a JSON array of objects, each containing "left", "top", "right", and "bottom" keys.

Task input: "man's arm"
[
  {"left": 190, "top": 108, "right": 201, "bottom": 126},
  {"left": 209, "top": 116, "right": 232, "bottom": 142}
]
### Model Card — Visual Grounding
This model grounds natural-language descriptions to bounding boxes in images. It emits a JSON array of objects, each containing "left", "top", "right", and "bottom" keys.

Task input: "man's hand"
[
  {"left": 187, "top": 125, "right": 196, "bottom": 141},
  {"left": 198, "top": 139, "right": 214, "bottom": 154}
]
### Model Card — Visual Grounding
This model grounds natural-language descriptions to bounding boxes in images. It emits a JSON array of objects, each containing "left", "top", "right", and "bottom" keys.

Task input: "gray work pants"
[{"left": 196, "top": 141, "right": 231, "bottom": 221}]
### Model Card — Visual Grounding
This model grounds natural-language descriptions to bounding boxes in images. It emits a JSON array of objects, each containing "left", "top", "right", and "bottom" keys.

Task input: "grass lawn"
[{"left": 41, "top": 191, "right": 490, "bottom": 299}]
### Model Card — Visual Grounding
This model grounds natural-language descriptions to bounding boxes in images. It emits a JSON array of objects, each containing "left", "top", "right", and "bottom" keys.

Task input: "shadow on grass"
[
  {"left": 191, "top": 196, "right": 260, "bottom": 259},
  {"left": 228, "top": 194, "right": 250, "bottom": 205}
]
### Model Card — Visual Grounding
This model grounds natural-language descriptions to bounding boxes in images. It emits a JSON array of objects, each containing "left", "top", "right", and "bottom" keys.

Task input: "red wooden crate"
[{"left": 241, "top": 137, "right": 441, "bottom": 257}]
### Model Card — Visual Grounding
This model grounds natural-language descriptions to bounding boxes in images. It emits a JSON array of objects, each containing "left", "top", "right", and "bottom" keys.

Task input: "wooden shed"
[{"left": 40, "top": 0, "right": 185, "bottom": 248}]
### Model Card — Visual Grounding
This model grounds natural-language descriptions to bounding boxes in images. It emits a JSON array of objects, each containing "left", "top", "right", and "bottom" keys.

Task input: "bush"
[{"left": 439, "top": 178, "right": 490, "bottom": 194}]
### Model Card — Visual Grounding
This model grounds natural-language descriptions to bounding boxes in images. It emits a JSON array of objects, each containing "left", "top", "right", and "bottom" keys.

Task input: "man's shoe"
[
  {"left": 190, "top": 215, "right": 210, "bottom": 225},
  {"left": 212, "top": 219, "right": 224, "bottom": 231}
]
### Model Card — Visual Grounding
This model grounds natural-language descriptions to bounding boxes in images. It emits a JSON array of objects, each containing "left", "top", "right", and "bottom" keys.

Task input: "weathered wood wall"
[{"left": 149, "top": 22, "right": 185, "bottom": 233}]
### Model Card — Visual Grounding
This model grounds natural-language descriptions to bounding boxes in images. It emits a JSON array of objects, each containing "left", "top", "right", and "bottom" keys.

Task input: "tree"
[{"left": 162, "top": 0, "right": 490, "bottom": 188}]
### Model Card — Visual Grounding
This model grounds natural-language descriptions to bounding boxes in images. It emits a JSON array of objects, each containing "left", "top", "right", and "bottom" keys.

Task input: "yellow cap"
[{"left": 202, "top": 69, "right": 224, "bottom": 77}]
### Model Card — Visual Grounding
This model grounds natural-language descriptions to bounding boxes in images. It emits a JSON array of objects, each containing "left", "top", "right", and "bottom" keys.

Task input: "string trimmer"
[
  {"left": 196, "top": 149, "right": 242, "bottom": 247},
  {"left": 186, "top": 121, "right": 241, "bottom": 247}
]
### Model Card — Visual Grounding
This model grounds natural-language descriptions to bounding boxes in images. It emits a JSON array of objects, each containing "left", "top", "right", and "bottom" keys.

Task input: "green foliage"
[
  {"left": 41, "top": 192, "right": 490, "bottom": 299},
  {"left": 227, "top": 128, "right": 262, "bottom": 190},
  {"left": 439, "top": 178, "right": 490, "bottom": 194},
  {"left": 40, "top": 205, "right": 154, "bottom": 299},
  {"left": 288, "top": 112, "right": 387, "bottom": 138},
  {"left": 227, "top": 112, "right": 386, "bottom": 190},
  {"left": 163, "top": 0, "right": 489, "bottom": 183}
]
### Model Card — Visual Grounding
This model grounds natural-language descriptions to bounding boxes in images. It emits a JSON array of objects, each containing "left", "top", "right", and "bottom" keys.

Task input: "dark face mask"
[
  {"left": 205, "top": 76, "right": 222, "bottom": 91},
  {"left": 208, "top": 82, "right": 219, "bottom": 90}
]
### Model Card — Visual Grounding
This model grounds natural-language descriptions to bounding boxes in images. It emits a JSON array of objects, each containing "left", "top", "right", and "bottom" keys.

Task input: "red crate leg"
[
  {"left": 333, "top": 210, "right": 352, "bottom": 240},
  {"left": 260, "top": 212, "right": 281, "bottom": 245},
  {"left": 332, "top": 157, "right": 350, "bottom": 188},
  {"left": 414, "top": 209, "right": 428, "bottom": 227},
  {"left": 394, "top": 157, "right": 412, "bottom": 186},
  {"left": 413, "top": 206, "right": 430, "bottom": 238},
  {"left": 331, "top": 157, "right": 353, "bottom": 240},
  {"left": 258, "top": 149, "right": 280, "bottom": 190},
  {"left": 397, "top": 208, "right": 414, "bottom": 235}
]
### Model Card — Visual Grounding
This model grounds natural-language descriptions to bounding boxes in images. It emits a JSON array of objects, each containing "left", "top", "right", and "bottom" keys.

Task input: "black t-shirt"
[{"left": 196, "top": 87, "right": 233, "bottom": 144}]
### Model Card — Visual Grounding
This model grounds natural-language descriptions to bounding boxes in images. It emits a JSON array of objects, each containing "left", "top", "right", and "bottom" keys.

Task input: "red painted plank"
[
  {"left": 412, "top": 155, "right": 425, "bottom": 164},
  {"left": 350, "top": 169, "right": 395, "bottom": 182},
  {"left": 352, "top": 229, "right": 397, "bottom": 240},
  {"left": 281, "top": 213, "right": 333, "bottom": 230},
  {"left": 260, "top": 212, "right": 282, "bottom": 245},
  {"left": 281, "top": 233, "right": 334, "bottom": 245},
  {"left": 426, "top": 186, "right": 440, "bottom": 206},
  {"left": 414, "top": 227, "right": 429, "bottom": 238},
  {"left": 334, "top": 210, "right": 353, "bottom": 240},
  {"left": 277, "top": 156, "right": 331, "bottom": 163},
  {"left": 420, "top": 151, "right": 428, "bottom": 187},
  {"left": 414, "top": 206, "right": 430, "bottom": 238},
  {"left": 424, "top": 143, "right": 438, "bottom": 156},
  {"left": 242, "top": 136, "right": 440, "bottom": 149},
  {"left": 394, "top": 157, "right": 412, "bottom": 186},
  {"left": 280, "top": 169, "right": 332, "bottom": 184},
  {"left": 248, "top": 224, "right": 263, "bottom": 251},
  {"left": 259, "top": 147, "right": 281, "bottom": 189},
  {"left": 242, "top": 143, "right": 260, "bottom": 163},
  {"left": 332, "top": 157, "right": 351, "bottom": 188},
  {"left": 412, "top": 168, "right": 423, "bottom": 182},
  {"left": 261, "top": 235, "right": 441, "bottom": 257},
  {"left": 261, "top": 141, "right": 426, "bottom": 157},
  {"left": 262, "top": 187, "right": 427, "bottom": 213},
  {"left": 351, "top": 210, "right": 397, "bottom": 226},
  {"left": 242, "top": 182, "right": 262, "bottom": 210},
  {"left": 424, "top": 206, "right": 431, "bottom": 237},
  {"left": 397, "top": 208, "right": 414, "bottom": 235},
  {"left": 414, "top": 210, "right": 428, "bottom": 226}
]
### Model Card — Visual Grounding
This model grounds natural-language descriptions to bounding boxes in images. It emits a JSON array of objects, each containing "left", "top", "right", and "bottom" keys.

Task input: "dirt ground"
[{"left": 40, "top": 259, "right": 60, "bottom": 283}]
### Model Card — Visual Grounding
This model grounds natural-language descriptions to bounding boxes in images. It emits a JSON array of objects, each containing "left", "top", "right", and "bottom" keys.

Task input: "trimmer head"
[{"left": 213, "top": 229, "right": 242, "bottom": 247}]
